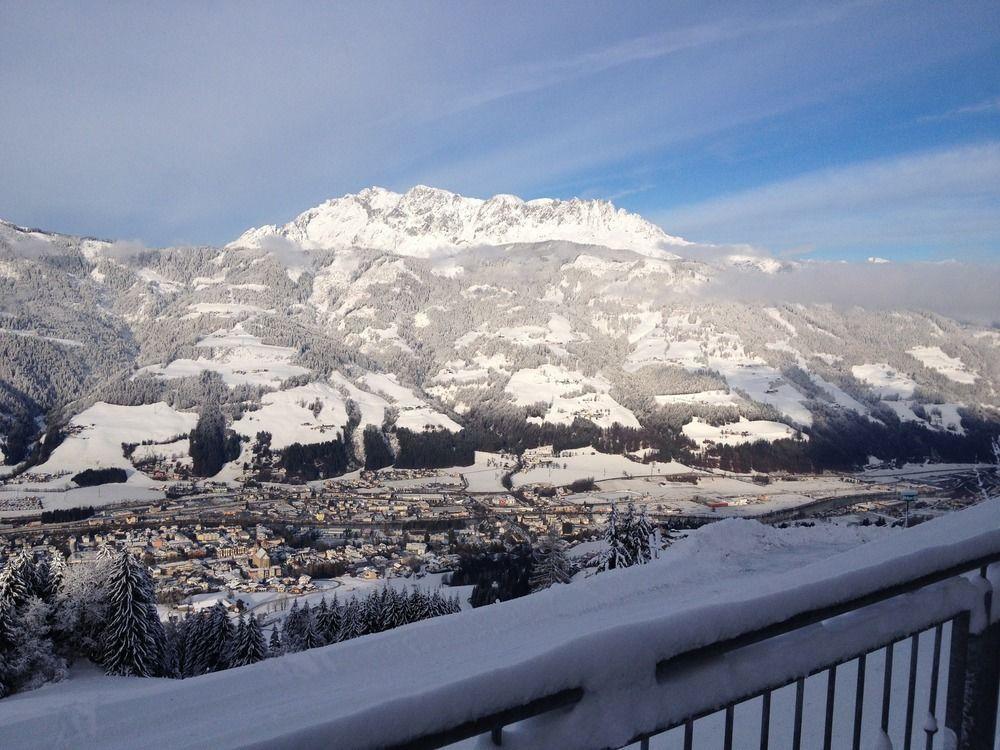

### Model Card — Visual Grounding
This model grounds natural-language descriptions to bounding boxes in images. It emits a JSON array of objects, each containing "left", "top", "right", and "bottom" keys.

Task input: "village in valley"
[{"left": 1, "top": 438, "right": 988, "bottom": 625}]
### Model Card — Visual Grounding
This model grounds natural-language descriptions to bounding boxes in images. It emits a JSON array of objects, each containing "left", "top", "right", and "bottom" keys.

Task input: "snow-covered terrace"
[{"left": 2, "top": 502, "right": 999, "bottom": 749}]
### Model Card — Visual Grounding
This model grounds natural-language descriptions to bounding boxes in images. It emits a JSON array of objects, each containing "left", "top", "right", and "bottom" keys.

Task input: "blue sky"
[{"left": 1, "top": 0, "right": 998, "bottom": 260}]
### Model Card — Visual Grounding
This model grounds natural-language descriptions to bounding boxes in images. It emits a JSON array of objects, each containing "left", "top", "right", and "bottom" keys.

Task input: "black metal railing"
[{"left": 382, "top": 552, "right": 1000, "bottom": 750}]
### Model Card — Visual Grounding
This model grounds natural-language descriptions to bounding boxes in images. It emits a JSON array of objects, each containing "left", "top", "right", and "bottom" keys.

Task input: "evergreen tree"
[
  {"left": 282, "top": 600, "right": 305, "bottom": 653},
  {"left": 0, "top": 550, "right": 33, "bottom": 608},
  {"left": 429, "top": 591, "right": 449, "bottom": 618},
  {"left": 633, "top": 506, "right": 654, "bottom": 564},
  {"left": 598, "top": 503, "right": 632, "bottom": 572},
  {"left": 336, "top": 599, "right": 364, "bottom": 642},
  {"left": 381, "top": 588, "right": 407, "bottom": 630},
  {"left": 268, "top": 628, "right": 284, "bottom": 657},
  {"left": 180, "top": 612, "right": 208, "bottom": 677},
  {"left": 317, "top": 595, "right": 341, "bottom": 642},
  {"left": 101, "top": 549, "right": 164, "bottom": 678},
  {"left": 231, "top": 614, "right": 268, "bottom": 667},
  {"left": 202, "top": 602, "right": 234, "bottom": 672},
  {"left": 0, "top": 599, "right": 16, "bottom": 698},
  {"left": 298, "top": 604, "right": 323, "bottom": 651},
  {"left": 529, "top": 532, "right": 572, "bottom": 591},
  {"left": 406, "top": 589, "right": 431, "bottom": 622},
  {"left": 362, "top": 592, "right": 382, "bottom": 634},
  {"left": 161, "top": 617, "right": 181, "bottom": 678}
]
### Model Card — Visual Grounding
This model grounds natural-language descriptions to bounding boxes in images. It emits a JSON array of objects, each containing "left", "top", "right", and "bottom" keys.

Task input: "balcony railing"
[{"left": 379, "top": 514, "right": 1000, "bottom": 750}]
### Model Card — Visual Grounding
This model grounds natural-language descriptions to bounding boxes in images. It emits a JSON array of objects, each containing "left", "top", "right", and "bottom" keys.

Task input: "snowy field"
[
  {"left": 35, "top": 402, "right": 197, "bottom": 476},
  {"left": 2, "top": 502, "right": 996, "bottom": 749},
  {"left": 360, "top": 373, "right": 461, "bottom": 432},
  {"left": 681, "top": 416, "right": 802, "bottom": 447},
  {"left": 511, "top": 450, "right": 689, "bottom": 488},
  {"left": 0, "top": 479, "right": 166, "bottom": 518},
  {"left": 851, "top": 363, "right": 918, "bottom": 399},
  {"left": 137, "top": 325, "right": 309, "bottom": 388},
  {"left": 504, "top": 364, "right": 640, "bottom": 429},
  {"left": 564, "top": 473, "right": 879, "bottom": 518},
  {"left": 907, "top": 345, "right": 977, "bottom": 384}
]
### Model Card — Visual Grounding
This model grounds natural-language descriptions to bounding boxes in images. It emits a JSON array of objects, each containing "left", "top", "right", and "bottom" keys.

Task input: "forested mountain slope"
[{"left": 2, "top": 188, "right": 998, "bottom": 480}]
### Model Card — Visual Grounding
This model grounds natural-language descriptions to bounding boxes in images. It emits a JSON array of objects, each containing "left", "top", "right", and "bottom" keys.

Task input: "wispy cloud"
[
  {"left": 919, "top": 96, "right": 1000, "bottom": 122},
  {"left": 442, "top": 3, "right": 858, "bottom": 118},
  {"left": 657, "top": 142, "right": 1000, "bottom": 255}
]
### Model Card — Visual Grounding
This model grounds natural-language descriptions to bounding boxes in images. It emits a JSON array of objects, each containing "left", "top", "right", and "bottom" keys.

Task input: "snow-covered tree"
[
  {"left": 632, "top": 506, "right": 654, "bottom": 565},
  {"left": 598, "top": 503, "right": 632, "bottom": 572},
  {"left": 405, "top": 589, "right": 427, "bottom": 622},
  {"left": 336, "top": 599, "right": 365, "bottom": 642},
  {"left": 0, "top": 550, "right": 33, "bottom": 608},
  {"left": 282, "top": 600, "right": 305, "bottom": 652},
  {"left": 381, "top": 588, "right": 407, "bottom": 630},
  {"left": 200, "top": 602, "right": 234, "bottom": 672},
  {"left": 317, "top": 595, "right": 341, "bottom": 642},
  {"left": 101, "top": 549, "right": 165, "bottom": 678},
  {"left": 529, "top": 532, "right": 572, "bottom": 591},
  {"left": 231, "top": 613, "right": 268, "bottom": 667},
  {"left": 1, "top": 597, "right": 66, "bottom": 696},
  {"left": 268, "top": 628, "right": 284, "bottom": 657},
  {"left": 298, "top": 604, "right": 323, "bottom": 651},
  {"left": 53, "top": 552, "right": 113, "bottom": 663}
]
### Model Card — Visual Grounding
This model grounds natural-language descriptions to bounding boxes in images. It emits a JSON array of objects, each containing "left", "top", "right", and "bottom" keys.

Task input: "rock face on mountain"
[
  {"left": 1, "top": 191, "right": 998, "bottom": 477},
  {"left": 229, "top": 186, "right": 686, "bottom": 258}
]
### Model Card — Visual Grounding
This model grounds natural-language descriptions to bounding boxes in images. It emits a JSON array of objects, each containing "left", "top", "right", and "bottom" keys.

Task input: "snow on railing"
[
  {"left": 380, "top": 501, "right": 1000, "bottom": 750},
  {"left": 2, "top": 502, "right": 998, "bottom": 750}
]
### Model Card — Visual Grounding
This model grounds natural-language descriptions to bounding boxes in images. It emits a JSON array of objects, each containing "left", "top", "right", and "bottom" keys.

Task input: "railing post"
[
  {"left": 959, "top": 617, "right": 1000, "bottom": 749},
  {"left": 945, "top": 602, "right": 1000, "bottom": 750},
  {"left": 945, "top": 612, "right": 970, "bottom": 747}
]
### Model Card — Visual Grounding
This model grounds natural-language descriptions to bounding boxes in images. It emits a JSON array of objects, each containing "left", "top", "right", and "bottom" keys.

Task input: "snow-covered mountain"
[
  {"left": 1, "top": 192, "right": 999, "bottom": 480},
  {"left": 230, "top": 185, "right": 687, "bottom": 258}
]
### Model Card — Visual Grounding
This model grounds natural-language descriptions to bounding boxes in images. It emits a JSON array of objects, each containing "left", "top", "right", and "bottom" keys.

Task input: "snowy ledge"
[{"left": 1, "top": 501, "right": 998, "bottom": 750}]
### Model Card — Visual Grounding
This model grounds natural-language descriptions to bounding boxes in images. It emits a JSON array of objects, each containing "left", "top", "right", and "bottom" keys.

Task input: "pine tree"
[
  {"left": 202, "top": 602, "right": 234, "bottom": 672},
  {"left": 282, "top": 600, "right": 305, "bottom": 653},
  {"left": 0, "top": 550, "right": 33, "bottom": 608},
  {"left": 362, "top": 592, "right": 382, "bottom": 634},
  {"left": 529, "top": 533, "right": 572, "bottom": 591},
  {"left": 232, "top": 614, "right": 268, "bottom": 666},
  {"left": 101, "top": 548, "right": 164, "bottom": 678},
  {"left": 0, "top": 599, "right": 16, "bottom": 698},
  {"left": 268, "top": 628, "right": 284, "bottom": 657},
  {"left": 336, "top": 599, "right": 364, "bottom": 642},
  {"left": 407, "top": 589, "right": 431, "bottom": 622},
  {"left": 633, "top": 507, "right": 654, "bottom": 564},
  {"left": 429, "top": 591, "right": 449, "bottom": 618},
  {"left": 298, "top": 604, "right": 323, "bottom": 651},
  {"left": 381, "top": 588, "right": 407, "bottom": 630},
  {"left": 161, "top": 617, "right": 181, "bottom": 678},
  {"left": 318, "top": 595, "right": 341, "bottom": 642},
  {"left": 181, "top": 612, "right": 208, "bottom": 677},
  {"left": 598, "top": 503, "right": 632, "bottom": 572}
]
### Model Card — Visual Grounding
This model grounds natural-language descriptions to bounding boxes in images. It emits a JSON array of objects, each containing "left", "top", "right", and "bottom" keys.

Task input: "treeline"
[
  {"left": 279, "top": 438, "right": 350, "bottom": 481},
  {"left": 450, "top": 545, "right": 534, "bottom": 607},
  {"left": 0, "top": 547, "right": 463, "bottom": 700},
  {"left": 392, "top": 408, "right": 696, "bottom": 470},
  {"left": 71, "top": 468, "right": 127, "bottom": 486},
  {"left": 40, "top": 506, "right": 95, "bottom": 524},
  {"left": 706, "top": 406, "right": 1000, "bottom": 473}
]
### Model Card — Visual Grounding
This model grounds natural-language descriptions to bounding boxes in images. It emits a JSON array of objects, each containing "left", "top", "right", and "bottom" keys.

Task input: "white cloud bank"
[
  {"left": 697, "top": 260, "right": 1000, "bottom": 326},
  {"left": 658, "top": 142, "right": 1000, "bottom": 255}
]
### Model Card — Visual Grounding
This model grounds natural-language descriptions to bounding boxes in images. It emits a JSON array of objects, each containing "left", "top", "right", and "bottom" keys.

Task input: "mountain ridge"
[{"left": 229, "top": 185, "right": 688, "bottom": 258}]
